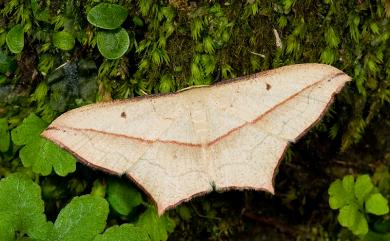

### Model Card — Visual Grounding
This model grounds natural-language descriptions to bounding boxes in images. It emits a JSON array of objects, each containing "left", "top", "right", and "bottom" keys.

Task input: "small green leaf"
[
  {"left": 87, "top": 3, "right": 128, "bottom": 30},
  {"left": 329, "top": 180, "right": 348, "bottom": 209},
  {"left": 53, "top": 31, "right": 75, "bottom": 51},
  {"left": 6, "top": 25, "right": 24, "bottom": 53},
  {"left": 11, "top": 113, "right": 76, "bottom": 176},
  {"left": 0, "top": 174, "right": 52, "bottom": 241},
  {"left": 354, "top": 174, "right": 374, "bottom": 205},
  {"left": 93, "top": 224, "right": 150, "bottom": 241},
  {"left": 106, "top": 178, "right": 143, "bottom": 216},
  {"left": 0, "top": 118, "right": 10, "bottom": 152},
  {"left": 352, "top": 213, "right": 369, "bottom": 236},
  {"left": 51, "top": 195, "right": 109, "bottom": 241},
  {"left": 338, "top": 205, "right": 357, "bottom": 228},
  {"left": 11, "top": 113, "right": 47, "bottom": 145},
  {"left": 365, "top": 193, "right": 389, "bottom": 215},
  {"left": 19, "top": 137, "right": 76, "bottom": 176},
  {"left": 136, "top": 207, "right": 175, "bottom": 241},
  {"left": 342, "top": 175, "right": 355, "bottom": 195},
  {"left": 338, "top": 204, "right": 368, "bottom": 235},
  {"left": 97, "top": 28, "right": 129, "bottom": 59}
]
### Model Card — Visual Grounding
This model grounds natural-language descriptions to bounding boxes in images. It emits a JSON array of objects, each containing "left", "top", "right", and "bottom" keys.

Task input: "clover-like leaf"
[
  {"left": 342, "top": 175, "right": 355, "bottom": 194},
  {"left": 354, "top": 174, "right": 374, "bottom": 205},
  {"left": 0, "top": 118, "right": 10, "bottom": 152},
  {"left": 6, "top": 24, "right": 24, "bottom": 53},
  {"left": 93, "top": 224, "right": 150, "bottom": 241},
  {"left": 87, "top": 3, "right": 128, "bottom": 29},
  {"left": 0, "top": 174, "right": 52, "bottom": 241},
  {"left": 53, "top": 31, "right": 75, "bottom": 51},
  {"left": 11, "top": 113, "right": 76, "bottom": 176},
  {"left": 338, "top": 203, "right": 368, "bottom": 236},
  {"left": 329, "top": 179, "right": 349, "bottom": 209},
  {"left": 106, "top": 178, "right": 143, "bottom": 216},
  {"left": 50, "top": 195, "right": 109, "bottom": 241},
  {"left": 351, "top": 214, "right": 369, "bottom": 236},
  {"left": 97, "top": 28, "right": 130, "bottom": 59},
  {"left": 19, "top": 137, "right": 76, "bottom": 176},
  {"left": 329, "top": 174, "right": 389, "bottom": 236},
  {"left": 11, "top": 113, "right": 47, "bottom": 145},
  {"left": 136, "top": 207, "right": 175, "bottom": 241},
  {"left": 328, "top": 175, "right": 356, "bottom": 209},
  {"left": 365, "top": 193, "right": 389, "bottom": 215}
]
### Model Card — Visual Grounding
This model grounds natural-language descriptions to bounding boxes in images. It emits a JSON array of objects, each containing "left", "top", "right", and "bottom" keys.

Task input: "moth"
[{"left": 42, "top": 63, "right": 351, "bottom": 214}]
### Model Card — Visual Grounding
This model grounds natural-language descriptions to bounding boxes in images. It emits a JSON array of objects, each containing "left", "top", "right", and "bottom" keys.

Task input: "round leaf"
[
  {"left": 11, "top": 113, "right": 47, "bottom": 145},
  {"left": 354, "top": 174, "right": 374, "bottom": 205},
  {"left": 328, "top": 180, "right": 348, "bottom": 209},
  {"left": 365, "top": 193, "right": 389, "bottom": 215},
  {"left": 51, "top": 195, "right": 109, "bottom": 241},
  {"left": 97, "top": 28, "right": 129, "bottom": 59},
  {"left": 19, "top": 137, "right": 76, "bottom": 176},
  {"left": 338, "top": 204, "right": 368, "bottom": 236},
  {"left": 6, "top": 25, "right": 24, "bottom": 53},
  {"left": 53, "top": 31, "right": 75, "bottom": 51},
  {"left": 342, "top": 175, "right": 355, "bottom": 193},
  {"left": 87, "top": 3, "right": 128, "bottom": 30},
  {"left": 0, "top": 174, "right": 52, "bottom": 240}
]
